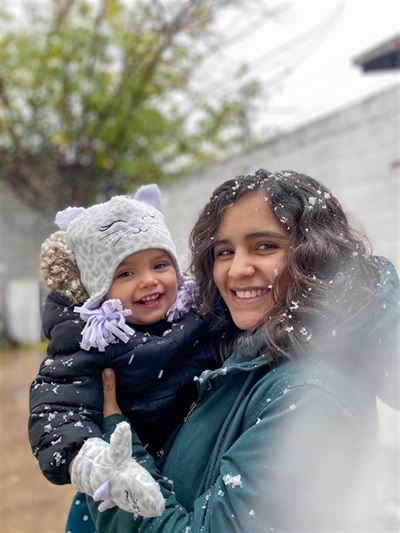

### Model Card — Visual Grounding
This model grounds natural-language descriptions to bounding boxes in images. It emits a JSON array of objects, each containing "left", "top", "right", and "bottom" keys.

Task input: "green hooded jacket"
[{"left": 88, "top": 258, "right": 399, "bottom": 532}]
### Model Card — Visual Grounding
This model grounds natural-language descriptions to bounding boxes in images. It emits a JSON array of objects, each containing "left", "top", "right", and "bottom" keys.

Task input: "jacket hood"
[
  {"left": 42, "top": 291, "right": 83, "bottom": 353},
  {"left": 355, "top": 257, "right": 399, "bottom": 409}
]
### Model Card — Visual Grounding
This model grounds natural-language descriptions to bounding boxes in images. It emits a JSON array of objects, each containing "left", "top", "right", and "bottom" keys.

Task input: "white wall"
[
  {"left": 161, "top": 85, "right": 400, "bottom": 271},
  {"left": 0, "top": 85, "right": 399, "bottom": 337}
]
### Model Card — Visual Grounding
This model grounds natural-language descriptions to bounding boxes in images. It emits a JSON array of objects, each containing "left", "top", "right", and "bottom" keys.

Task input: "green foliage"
[{"left": 0, "top": 0, "right": 260, "bottom": 212}]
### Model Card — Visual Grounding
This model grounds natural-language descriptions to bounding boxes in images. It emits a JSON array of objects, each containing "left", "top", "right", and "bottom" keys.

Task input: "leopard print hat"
[{"left": 51, "top": 185, "right": 179, "bottom": 311}]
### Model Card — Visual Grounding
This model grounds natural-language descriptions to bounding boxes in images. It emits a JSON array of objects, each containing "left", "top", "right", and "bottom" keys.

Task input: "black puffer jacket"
[{"left": 28, "top": 292, "right": 215, "bottom": 485}]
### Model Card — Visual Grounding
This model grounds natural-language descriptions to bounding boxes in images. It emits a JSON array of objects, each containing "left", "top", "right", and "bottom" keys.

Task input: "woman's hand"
[{"left": 102, "top": 368, "right": 122, "bottom": 418}]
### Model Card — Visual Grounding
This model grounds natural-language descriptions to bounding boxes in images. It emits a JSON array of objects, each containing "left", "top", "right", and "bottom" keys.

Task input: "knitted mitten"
[{"left": 71, "top": 422, "right": 165, "bottom": 517}]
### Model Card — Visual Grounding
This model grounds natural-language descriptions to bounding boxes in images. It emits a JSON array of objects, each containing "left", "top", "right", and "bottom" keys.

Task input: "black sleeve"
[{"left": 28, "top": 347, "right": 105, "bottom": 485}]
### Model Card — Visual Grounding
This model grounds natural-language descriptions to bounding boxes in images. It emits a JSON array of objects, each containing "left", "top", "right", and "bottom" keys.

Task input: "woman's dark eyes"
[
  {"left": 215, "top": 243, "right": 277, "bottom": 257},
  {"left": 215, "top": 249, "right": 233, "bottom": 258},
  {"left": 256, "top": 243, "right": 277, "bottom": 251}
]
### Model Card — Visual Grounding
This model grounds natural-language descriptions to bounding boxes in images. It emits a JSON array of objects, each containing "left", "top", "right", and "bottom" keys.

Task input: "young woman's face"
[
  {"left": 212, "top": 192, "right": 291, "bottom": 331},
  {"left": 105, "top": 249, "right": 178, "bottom": 325}
]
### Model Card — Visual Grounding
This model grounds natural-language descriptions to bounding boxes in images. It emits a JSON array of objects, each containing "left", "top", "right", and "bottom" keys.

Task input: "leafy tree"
[{"left": 0, "top": 0, "right": 264, "bottom": 213}]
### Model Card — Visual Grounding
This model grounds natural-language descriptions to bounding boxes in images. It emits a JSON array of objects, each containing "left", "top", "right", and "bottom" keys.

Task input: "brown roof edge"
[{"left": 353, "top": 34, "right": 400, "bottom": 66}]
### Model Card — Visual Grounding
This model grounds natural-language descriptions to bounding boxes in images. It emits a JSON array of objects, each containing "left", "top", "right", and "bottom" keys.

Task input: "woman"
[{"left": 87, "top": 169, "right": 399, "bottom": 531}]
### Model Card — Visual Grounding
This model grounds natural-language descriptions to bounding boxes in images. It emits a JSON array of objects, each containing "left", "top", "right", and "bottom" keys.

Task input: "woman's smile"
[{"left": 231, "top": 287, "right": 270, "bottom": 299}]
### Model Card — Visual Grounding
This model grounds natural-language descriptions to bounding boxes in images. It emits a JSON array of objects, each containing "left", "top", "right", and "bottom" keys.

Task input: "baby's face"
[{"left": 105, "top": 249, "right": 178, "bottom": 325}]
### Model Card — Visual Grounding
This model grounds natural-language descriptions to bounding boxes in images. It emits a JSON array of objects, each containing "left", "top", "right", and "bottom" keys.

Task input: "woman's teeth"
[{"left": 234, "top": 288, "right": 268, "bottom": 299}]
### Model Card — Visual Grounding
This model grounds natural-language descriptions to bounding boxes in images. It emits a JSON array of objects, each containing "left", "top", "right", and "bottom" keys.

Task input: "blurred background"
[{"left": 0, "top": 0, "right": 399, "bottom": 531}]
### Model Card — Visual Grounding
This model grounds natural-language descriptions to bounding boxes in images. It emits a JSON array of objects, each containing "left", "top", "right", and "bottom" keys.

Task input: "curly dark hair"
[{"left": 189, "top": 169, "right": 382, "bottom": 362}]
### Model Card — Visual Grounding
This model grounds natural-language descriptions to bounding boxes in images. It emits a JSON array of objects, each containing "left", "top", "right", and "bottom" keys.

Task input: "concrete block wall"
[
  {"left": 0, "top": 182, "right": 56, "bottom": 340},
  {"left": 161, "top": 85, "right": 400, "bottom": 271},
  {"left": 0, "top": 85, "right": 399, "bottom": 337}
]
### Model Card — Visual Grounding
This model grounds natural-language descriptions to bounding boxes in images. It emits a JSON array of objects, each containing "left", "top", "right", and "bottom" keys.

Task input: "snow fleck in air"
[
  {"left": 266, "top": 397, "right": 271, "bottom": 403},
  {"left": 289, "top": 301, "right": 299, "bottom": 311},
  {"left": 217, "top": 489, "right": 225, "bottom": 497},
  {"left": 162, "top": 329, "right": 172, "bottom": 337},
  {"left": 255, "top": 418, "right": 261, "bottom": 425},
  {"left": 289, "top": 404, "right": 297, "bottom": 411},
  {"left": 249, "top": 509, "right": 256, "bottom": 519},
  {"left": 158, "top": 370, "right": 164, "bottom": 379},
  {"left": 128, "top": 354, "right": 135, "bottom": 364},
  {"left": 44, "top": 359, "right": 54, "bottom": 366},
  {"left": 331, "top": 329, "right": 337, "bottom": 337},
  {"left": 223, "top": 474, "right": 242, "bottom": 488}
]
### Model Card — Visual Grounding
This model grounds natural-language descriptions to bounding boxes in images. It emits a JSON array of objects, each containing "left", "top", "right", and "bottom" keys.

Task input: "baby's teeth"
[{"left": 142, "top": 294, "right": 158, "bottom": 303}]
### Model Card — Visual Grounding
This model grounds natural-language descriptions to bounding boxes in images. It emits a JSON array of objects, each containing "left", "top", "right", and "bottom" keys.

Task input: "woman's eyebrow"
[
  {"left": 213, "top": 238, "right": 231, "bottom": 247},
  {"left": 247, "top": 231, "right": 287, "bottom": 239},
  {"left": 214, "top": 232, "right": 286, "bottom": 245}
]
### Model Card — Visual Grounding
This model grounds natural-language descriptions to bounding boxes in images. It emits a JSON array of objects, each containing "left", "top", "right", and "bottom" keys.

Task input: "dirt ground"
[
  {"left": 0, "top": 346, "right": 399, "bottom": 533},
  {"left": 0, "top": 347, "right": 75, "bottom": 533}
]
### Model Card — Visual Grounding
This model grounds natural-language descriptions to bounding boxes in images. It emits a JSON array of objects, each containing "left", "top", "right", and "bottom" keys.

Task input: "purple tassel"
[
  {"left": 75, "top": 299, "right": 135, "bottom": 351},
  {"left": 165, "top": 276, "right": 197, "bottom": 322},
  {"left": 93, "top": 480, "right": 117, "bottom": 512}
]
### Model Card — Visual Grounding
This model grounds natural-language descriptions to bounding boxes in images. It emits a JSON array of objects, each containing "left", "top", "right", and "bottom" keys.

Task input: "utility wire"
[{"left": 191, "top": 2, "right": 345, "bottom": 100}]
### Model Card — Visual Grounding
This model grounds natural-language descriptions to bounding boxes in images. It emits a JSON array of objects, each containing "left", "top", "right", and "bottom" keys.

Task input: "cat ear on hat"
[
  {"left": 134, "top": 184, "right": 161, "bottom": 209},
  {"left": 55, "top": 206, "right": 86, "bottom": 231}
]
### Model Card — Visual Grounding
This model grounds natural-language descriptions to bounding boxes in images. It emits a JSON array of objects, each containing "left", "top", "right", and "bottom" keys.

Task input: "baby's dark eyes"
[
  {"left": 154, "top": 260, "right": 171, "bottom": 270},
  {"left": 117, "top": 270, "right": 134, "bottom": 278}
]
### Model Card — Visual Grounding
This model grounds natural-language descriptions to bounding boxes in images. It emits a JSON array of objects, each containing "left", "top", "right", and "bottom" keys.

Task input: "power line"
[{"left": 191, "top": 2, "right": 345, "bottom": 101}]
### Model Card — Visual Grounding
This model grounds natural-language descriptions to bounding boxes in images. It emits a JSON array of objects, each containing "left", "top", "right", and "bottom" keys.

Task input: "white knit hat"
[{"left": 54, "top": 185, "right": 179, "bottom": 311}]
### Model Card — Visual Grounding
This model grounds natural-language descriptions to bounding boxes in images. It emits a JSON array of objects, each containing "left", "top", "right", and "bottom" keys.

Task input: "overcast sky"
[{"left": 202, "top": 0, "right": 400, "bottom": 134}]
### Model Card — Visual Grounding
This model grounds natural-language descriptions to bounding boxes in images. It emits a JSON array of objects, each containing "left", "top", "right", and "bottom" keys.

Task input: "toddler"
[{"left": 28, "top": 185, "right": 214, "bottom": 524}]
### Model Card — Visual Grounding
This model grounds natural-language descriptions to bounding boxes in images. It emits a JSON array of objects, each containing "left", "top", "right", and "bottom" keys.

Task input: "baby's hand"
[{"left": 102, "top": 368, "right": 122, "bottom": 418}]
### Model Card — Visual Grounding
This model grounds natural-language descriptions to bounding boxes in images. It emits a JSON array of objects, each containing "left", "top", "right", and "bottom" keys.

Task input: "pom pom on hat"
[{"left": 40, "top": 231, "right": 88, "bottom": 304}]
